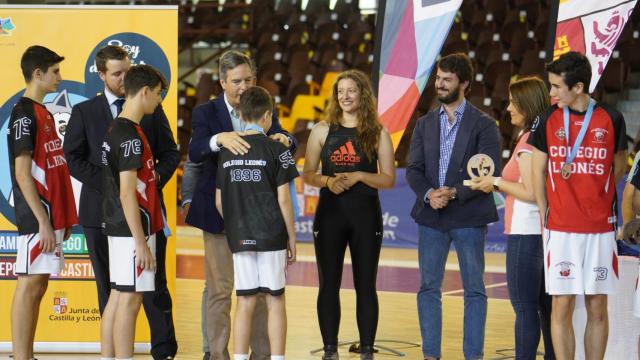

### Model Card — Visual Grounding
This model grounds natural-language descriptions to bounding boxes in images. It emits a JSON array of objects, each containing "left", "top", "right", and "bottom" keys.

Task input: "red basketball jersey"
[{"left": 528, "top": 102, "right": 626, "bottom": 233}]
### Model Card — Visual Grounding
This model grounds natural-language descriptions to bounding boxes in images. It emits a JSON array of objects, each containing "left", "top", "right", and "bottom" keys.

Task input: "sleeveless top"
[{"left": 320, "top": 124, "right": 378, "bottom": 196}]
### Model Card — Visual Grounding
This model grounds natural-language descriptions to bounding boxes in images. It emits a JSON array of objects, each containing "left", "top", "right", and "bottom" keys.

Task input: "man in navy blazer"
[
  {"left": 406, "top": 53, "right": 501, "bottom": 360},
  {"left": 186, "top": 50, "right": 296, "bottom": 360},
  {"left": 63, "top": 45, "right": 179, "bottom": 360}
]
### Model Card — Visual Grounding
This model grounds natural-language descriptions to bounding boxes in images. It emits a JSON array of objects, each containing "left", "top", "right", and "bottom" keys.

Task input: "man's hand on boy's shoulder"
[
  {"left": 269, "top": 133, "right": 291, "bottom": 148},
  {"left": 218, "top": 131, "right": 250, "bottom": 155}
]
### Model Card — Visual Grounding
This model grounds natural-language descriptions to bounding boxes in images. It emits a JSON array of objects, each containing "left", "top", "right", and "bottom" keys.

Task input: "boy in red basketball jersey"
[
  {"left": 8, "top": 46, "right": 78, "bottom": 360},
  {"left": 100, "top": 65, "right": 167, "bottom": 360},
  {"left": 529, "top": 51, "right": 627, "bottom": 359}
]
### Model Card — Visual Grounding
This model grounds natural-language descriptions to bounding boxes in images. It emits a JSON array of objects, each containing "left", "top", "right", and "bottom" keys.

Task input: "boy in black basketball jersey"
[
  {"left": 9, "top": 45, "right": 78, "bottom": 360},
  {"left": 215, "top": 87, "right": 298, "bottom": 360},
  {"left": 100, "top": 65, "right": 167, "bottom": 360}
]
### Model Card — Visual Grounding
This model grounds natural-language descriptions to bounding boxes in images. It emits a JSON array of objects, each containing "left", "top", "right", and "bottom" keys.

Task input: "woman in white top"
[{"left": 470, "top": 76, "right": 555, "bottom": 360}]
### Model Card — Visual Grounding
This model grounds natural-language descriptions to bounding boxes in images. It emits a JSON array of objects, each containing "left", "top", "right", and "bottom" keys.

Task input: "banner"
[
  {"left": 294, "top": 169, "right": 508, "bottom": 252},
  {"left": 0, "top": 5, "right": 178, "bottom": 352},
  {"left": 374, "top": 0, "right": 463, "bottom": 148},
  {"left": 552, "top": 0, "right": 638, "bottom": 92},
  {"left": 293, "top": 169, "right": 629, "bottom": 253}
]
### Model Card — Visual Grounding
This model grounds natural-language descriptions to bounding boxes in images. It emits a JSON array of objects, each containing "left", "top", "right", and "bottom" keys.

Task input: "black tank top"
[{"left": 321, "top": 124, "right": 378, "bottom": 195}]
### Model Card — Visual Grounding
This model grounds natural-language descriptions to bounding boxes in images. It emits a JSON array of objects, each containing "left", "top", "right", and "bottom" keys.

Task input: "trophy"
[{"left": 463, "top": 154, "right": 495, "bottom": 186}]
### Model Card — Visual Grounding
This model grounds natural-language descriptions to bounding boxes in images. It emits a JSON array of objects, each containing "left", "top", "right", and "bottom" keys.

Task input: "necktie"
[{"left": 114, "top": 98, "right": 125, "bottom": 118}]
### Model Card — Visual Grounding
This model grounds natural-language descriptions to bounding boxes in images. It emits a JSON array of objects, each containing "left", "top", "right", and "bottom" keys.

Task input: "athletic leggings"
[{"left": 313, "top": 189, "right": 383, "bottom": 347}]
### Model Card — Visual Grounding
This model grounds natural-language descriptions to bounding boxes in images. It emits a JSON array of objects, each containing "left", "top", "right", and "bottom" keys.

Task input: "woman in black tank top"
[{"left": 302, "top": 70, "right": 396, "bottom": 360}]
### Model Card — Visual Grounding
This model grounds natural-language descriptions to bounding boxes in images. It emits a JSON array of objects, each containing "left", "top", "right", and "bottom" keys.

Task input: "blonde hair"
[{"left": 324, "top": 69, "right": 382, "bottom": 159}]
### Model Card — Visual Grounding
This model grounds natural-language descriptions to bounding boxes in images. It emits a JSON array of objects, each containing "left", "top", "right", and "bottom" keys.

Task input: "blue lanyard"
[
  {"left": 563, "top": 98, "right": 595, "bottom": 166},
  {"left": 243, "top": 123, "right": 265, "bottom": 135}
]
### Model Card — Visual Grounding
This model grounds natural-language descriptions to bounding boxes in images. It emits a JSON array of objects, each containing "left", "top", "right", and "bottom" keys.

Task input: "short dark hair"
[
  {"left": 437, "top": 52, "right": 474, "bottom": 92},
  {"left": 239, "top": 86, "right": 273, "bottom": 122},
  {"left": 124, "top": 65, "right": 168, "bottom": 97},
  {"left": 219, "top": 50, "right": 255, "bottom": 81},
  {"left": 545, "top": 51, "right": 592, "bottom": 91},
  {"left": 95, "top": 45, "right": 129, "bottom": 73},
  {"left": 21, "top": 45, "right": 65, "bottom": 82}
]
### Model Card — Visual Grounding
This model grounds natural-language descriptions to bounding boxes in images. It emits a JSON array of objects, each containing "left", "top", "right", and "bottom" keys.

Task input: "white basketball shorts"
[
  {"left": 543, "top": 229, "right": 618, "bottom": 295},
  {"left": 233, "top": 249, "right": 287, "bottom": 296},
  {"left": 108, "top": 234, "right": 156, "bottom": 292},
  {"left": 15, "top": 229, "right": 65, "bottom": 275}
]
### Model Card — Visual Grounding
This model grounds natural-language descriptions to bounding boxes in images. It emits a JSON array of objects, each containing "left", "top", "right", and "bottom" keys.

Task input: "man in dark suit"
[
  {"left": 406, "top": 53, "right": 501, "bottom": 360},
  {"left": 63, "top": 45, "right": 179, "bottom": 360},
  {"left": 187, "top": 50, "right": 296, "bottom": 360}
]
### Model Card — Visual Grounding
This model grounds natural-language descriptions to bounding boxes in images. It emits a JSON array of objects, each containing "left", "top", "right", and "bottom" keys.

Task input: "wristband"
[{"left": 325, "top": 176, "right": 331, "bottom": 188}]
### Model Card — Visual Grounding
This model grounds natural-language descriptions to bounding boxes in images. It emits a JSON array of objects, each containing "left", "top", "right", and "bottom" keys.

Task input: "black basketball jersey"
[
  {"left": 8, "top": 97, "right": 78, "bottom": 234},
  {"left": 101, "top": 118, "right": 164, "bottom": 237},
  {"left": 216, "top": 134, "right": 299, "bottom": 253},
  {"left": 321, "top": 124, "right": 378, "bottom": 195}
]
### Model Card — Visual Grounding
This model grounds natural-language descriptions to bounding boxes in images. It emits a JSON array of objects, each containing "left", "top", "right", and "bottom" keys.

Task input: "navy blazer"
[
  {"left": 186, "top": 95, "right": 296, "bottom": 234},
  {"left": 406, "top": 102, "right": 501, "bottom": 231},
  {"left": 64, "top": 94, "right": 180, "bottom": 228}
]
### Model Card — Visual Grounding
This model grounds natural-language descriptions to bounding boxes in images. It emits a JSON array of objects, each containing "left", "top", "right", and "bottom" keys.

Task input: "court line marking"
[
  {"left": 176, "top": 249, "right": 507, "bottom": 273},
  {"left": 442, "top": 281, "right": 508, "bottom": 295}
]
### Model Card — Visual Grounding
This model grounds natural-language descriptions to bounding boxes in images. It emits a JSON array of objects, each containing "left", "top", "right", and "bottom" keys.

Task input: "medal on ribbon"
[{"left": 561, "top": 99, "right": 595, "bottom": 180}]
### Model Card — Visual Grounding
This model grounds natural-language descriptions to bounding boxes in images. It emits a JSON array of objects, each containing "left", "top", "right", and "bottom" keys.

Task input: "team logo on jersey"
[
  {"left": 0, "top": 17, "right": 15, "bottom": 36},
  {"left": 554, "top": 127, "right": 566, "bottom": 140},
  {"left": 53, "top": 291, "right": 68, "bottom": 314},
  {"left": 330, "top": 140, "right": 361, "bottom": 166},
  {"left": 593, "top": 267, "right": 608, "bottom": 281},
  {"left": 278, "top": 150, "right": 295, "bottom": 169},
  {"left": 591, "top": 128, "right": 608, "bottom": 144},
  {"left": 556, "top": 261, "right": 575, "bottom": 278}
]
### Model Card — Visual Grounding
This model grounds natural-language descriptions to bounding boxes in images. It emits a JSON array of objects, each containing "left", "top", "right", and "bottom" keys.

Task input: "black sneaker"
[
  {"left": 359, "top": 345, "right": 375, "bottom": 360},
  {"left": 203, "top": 352, "right": 211, "bottom": 360},
  {"left": 322, "top": 345, "right": 339, "bottom": 360}
]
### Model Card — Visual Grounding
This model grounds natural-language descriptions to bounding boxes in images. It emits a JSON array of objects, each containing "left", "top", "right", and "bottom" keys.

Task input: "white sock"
[
  {"left": 115, "top": 358, "right": 133, "bottom": 360},
  {"left": 100, "top": 358, "right": 115, "bottom": 360},
  {"left": 271, "top": 356, "right": 285, "bottom": 360},
  {"left": 234, "top": 354, "right": 249, "bottom": 360}
]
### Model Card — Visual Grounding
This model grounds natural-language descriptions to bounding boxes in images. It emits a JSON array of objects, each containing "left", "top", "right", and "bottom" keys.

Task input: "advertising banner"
[
  {"left": 374, "top": 0, "right": 463, "bottom": 148},
  {"left": 0, "top": 5, "right": 177, "bottom": 352},
  {"left": 552, "top": 0, "right": 638, "bottom": 92},
  {"left": 294, "top": 169, "right": 508, "bottom": 252}
]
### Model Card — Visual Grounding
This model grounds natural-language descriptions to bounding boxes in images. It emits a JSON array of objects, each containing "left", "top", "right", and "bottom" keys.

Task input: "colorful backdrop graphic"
[
  {"left": 0, "top": 5, "right": 178, "bottom": 353},
  {"left": 553, "top": 0, "right": 638, "bottom": 92},
  {"left": 375, "top": 0, "right": 463, "bottom": 148}
]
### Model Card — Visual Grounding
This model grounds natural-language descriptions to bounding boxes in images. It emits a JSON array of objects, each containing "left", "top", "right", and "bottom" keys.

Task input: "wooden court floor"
[
  {"left": 174, "top": 228, "right": 525, "bottom": 359},
  {"left": 1, "top": 227, "right": 534, "bottom": 360}
]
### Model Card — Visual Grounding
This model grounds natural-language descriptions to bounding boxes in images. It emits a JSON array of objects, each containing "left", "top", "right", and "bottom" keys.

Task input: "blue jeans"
[
  {"left": 506, "top": 234, "right": 555, "bottom": 360},
  {"left": 417, "top": 225, "right": 487, "bottom": 360}
]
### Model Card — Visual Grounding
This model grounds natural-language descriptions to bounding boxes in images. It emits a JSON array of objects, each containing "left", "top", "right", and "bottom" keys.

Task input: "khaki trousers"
[{"left": 204, "top": 231, "right": 270, "bottom": 360}]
